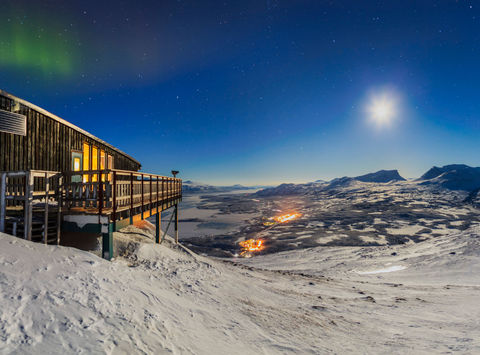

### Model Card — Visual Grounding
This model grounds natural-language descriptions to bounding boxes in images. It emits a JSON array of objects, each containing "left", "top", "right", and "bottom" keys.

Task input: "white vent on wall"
[{"left": 0, "top": 109, "right": 26, "bottom": 136}]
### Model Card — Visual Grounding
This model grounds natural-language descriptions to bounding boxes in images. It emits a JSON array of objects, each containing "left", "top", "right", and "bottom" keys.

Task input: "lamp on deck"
[{"left": 171, "top": 170, "right": 179, "bottom": 178}]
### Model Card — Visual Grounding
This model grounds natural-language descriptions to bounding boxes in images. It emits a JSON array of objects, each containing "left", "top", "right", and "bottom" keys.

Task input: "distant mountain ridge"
[
  {"left": 256, "top": 169, "right": 405, "bottom": 196},
  {"left": 356, "top": 169, "right": 406, "bottom": 183},
  {"left": 329, "top": 169, "right": 405, "bottom": 187},
  {"left": 255, "top": 165, "right": 480, "bottom": 197},
  {"left": 182, "top": 181, "right": 263, "bottom": 194},
  {"left": 255, "top": 183, "right": 308, "bottom": 197},
  {"left": 419, "top": 164, "right": 480, "bottom": 191}
]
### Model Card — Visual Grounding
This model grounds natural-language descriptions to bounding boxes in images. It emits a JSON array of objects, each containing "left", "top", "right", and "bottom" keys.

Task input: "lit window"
[
  {"left": 92, "top": 146, "right": 98, "bottom": 182},
  {"left": 83, "top": 143, "right": 90, "bottom": 182},
  {"left": 100, "top": 150, "right": 106, "bottom": 181},
  {"left": 107, "top": 154, "right": 114, "bottom": 181},
  {"left": 73, "top": 157, "right": 81, "bottom": 171}
]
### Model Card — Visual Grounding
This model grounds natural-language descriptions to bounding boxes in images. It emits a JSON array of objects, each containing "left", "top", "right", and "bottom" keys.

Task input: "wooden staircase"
[{"left": 4, "top": 209, "right": 60, "bottom": 244}]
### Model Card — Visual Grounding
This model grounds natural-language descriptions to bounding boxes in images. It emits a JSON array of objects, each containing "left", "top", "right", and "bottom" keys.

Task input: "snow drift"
[{"left": 1, "top": 225, "right": 480, "bottom": 353}]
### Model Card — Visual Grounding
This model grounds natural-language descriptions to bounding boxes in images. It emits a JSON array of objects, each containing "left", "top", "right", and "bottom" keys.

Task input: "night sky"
[{"left": 1, "top": 1, "right": 479, "bottom": 185}]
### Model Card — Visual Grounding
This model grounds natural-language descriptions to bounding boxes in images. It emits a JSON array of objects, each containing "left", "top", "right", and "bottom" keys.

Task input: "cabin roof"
[{"left": 0, "top": 89, "right": 141, "bottom": 167}]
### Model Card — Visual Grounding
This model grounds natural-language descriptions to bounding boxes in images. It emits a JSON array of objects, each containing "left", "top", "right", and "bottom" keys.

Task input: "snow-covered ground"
[
  {"left": 1, "top": 224, "right": 479, "bottom": 354},
  {"left": 184, "top": 179, "right": 480, "bottom": 257}
]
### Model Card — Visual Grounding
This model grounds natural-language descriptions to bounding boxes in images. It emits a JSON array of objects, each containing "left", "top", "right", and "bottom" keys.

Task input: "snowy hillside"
[
  {"left": 1, "top": 225, "right": 479, "bottom": 353},
  {"left": 184, "top": 177, "right": 480, "bottom": 257}
]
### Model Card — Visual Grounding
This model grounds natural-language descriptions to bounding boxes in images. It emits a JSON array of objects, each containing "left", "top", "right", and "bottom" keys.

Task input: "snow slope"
[{"left": 1, "top": 226, "right": 480, "bottom": 354}]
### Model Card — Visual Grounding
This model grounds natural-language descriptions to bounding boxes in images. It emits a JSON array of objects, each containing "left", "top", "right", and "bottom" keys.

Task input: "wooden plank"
[
  {"left": 175, "top": 204, "right": 179, "bottom": 243},
  {"left": 57, "top": 175, "right": 62, "bottom": 245},
  {"left": 35, "top": 112, "right": 39, "bottom": 170},
  {"left": 26, "top": 111, "right": 32, "bottom": 169},
  {"left": 155, "top": 212, "right": 161, "bottom": 243},
  {"left": 156, "top": 178, "right": 159, "bottom": 214},
  {"left": 44, "top": 171, "right": 49, "bottom": 244},
  {"left": 0, "top": 173, "right": 6, "bottom": 233},
  {"left": 141, "top": 174, "right": 144, "bottom": 220},
  {"left": 130, "top": 173, "right": 134, "bottom": 223},
  {"left": 112, "top": 171, "right": 117, "bottom": 223},
  {"left": 24, "top": 172, "right": 33, "bottom": 241}
]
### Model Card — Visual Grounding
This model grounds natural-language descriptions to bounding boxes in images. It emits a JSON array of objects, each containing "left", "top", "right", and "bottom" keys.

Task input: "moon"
[{"left": 366, "top": 90, "right": 399, "bottom": 127}]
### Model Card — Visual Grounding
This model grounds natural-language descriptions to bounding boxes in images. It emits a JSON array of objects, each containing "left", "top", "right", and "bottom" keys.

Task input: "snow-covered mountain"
[
  {"left": 256, "top": 169, "right": 405, "bottom": 196},
  {"left": 418, "top": 164, "right": 480, "bottom": 191},
  {"left": 330, "top": 169, "right": 406, "bottom": 186},
  {"left": 256, "top": 165, "right": 480, "bottom": 197},
  {"left": 355, "top": 169, "right": 406, "bottom": 183}
]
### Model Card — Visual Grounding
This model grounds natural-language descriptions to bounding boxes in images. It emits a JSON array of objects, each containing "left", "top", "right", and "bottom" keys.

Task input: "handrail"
[
  {"left": 62, "top": 168, "right": 181, "bottom": 182},
  {"left": 62, "top": 169, "right": 182, "bottom": 215},
  {"left": 0, "top": 170, "right": 63, "bottom": 242},
  {"left": 1, "top": 169, "right": 181, "bottom": 249}
]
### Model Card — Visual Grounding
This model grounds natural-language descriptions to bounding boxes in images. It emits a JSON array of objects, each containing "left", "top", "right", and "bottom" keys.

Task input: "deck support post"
[
  {"left": 56, "top": 175, "right": 63, "bottom": 245},
  {"left": 44, "top": 172, "right": 49, "bottom": 244},
  {"left": 156, "top": 177, "right": 159, "bottom": 214},
  {"left": 0, "top": 173, "right": 6, "bottom": 233},
  {"left": 112, "top": 171, "right": 117, "bottom": 232},
  {"left": 24, "top": 172, "right": 33, "bottom": 241},
  {"left": 174, "top": 203, "right": 179, "bottom": 244},
  {"left": 155, "top": 212, "right": 161, "bottom": 243},
  {"left": 102, "top": 222, "right": 114, "bottom": 260},
  {"left": 141, "top": 174, "right": 144, "bottom": 220},
  {"left": 161, "top": 177, "right": 165, "bottom": 211},
  {"left": 129, "top": 173, "right": 134, "bottom": 225}
]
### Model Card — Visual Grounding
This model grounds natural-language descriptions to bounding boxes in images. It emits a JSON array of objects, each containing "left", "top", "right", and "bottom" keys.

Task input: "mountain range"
[
  {"left": 255, "top": 164, "right": 480, "bottom": 197},
  {"left": 419, "top": 164, "right": 480, "bottom": 191}
]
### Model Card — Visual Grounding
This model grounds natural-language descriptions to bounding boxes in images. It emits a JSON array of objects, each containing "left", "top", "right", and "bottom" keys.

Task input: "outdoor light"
[{"left": 171, "top": 170, "right": 179, "bottom": 177}]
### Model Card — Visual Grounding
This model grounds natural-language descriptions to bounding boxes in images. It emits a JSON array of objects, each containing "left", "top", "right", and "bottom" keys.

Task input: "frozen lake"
[{"left": 150, "top": 189, "right": 261, "bottom": 240}]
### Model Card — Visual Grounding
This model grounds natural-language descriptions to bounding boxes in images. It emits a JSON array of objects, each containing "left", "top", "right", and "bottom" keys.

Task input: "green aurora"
[{"left": 0, "top": 18, "right": 77, "bottom": 77}]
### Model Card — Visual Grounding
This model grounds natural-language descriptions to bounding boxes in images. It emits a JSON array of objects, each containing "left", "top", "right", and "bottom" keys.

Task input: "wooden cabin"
[
  {"left": 0, "top": 89, "right": 141, "bottom": 173},
  {"left": 0, "top": 90, "right": 182, "bottom": 260}
]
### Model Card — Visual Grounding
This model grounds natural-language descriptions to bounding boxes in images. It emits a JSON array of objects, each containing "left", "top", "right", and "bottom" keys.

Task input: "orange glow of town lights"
[
  {"left": 239, "top": 239, "right": 265, "bottom": 256},
  {"left": 274, "top": 213, "right": 302, "bottom": 223}
]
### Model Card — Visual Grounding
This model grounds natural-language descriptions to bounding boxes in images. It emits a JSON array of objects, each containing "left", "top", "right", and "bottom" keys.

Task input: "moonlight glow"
[{"left": 366, "top": 90, "right": 400, "bottom": 128}]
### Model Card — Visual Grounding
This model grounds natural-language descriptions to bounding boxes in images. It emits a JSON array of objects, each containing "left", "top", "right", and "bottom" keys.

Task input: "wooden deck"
[
  {"left": 0, "top": 169, "right": 182, "bottom": 259},
  {"left": 62, "top": 169, "right": 182, "bottom": 217}
]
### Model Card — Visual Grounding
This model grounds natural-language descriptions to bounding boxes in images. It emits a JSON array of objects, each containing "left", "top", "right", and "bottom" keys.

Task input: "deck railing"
[
  {"left": 1, "top": 169, "right": 181, "bottom": 239},
  {"left": 62, "top": 169, "right": 182, "bottom": 218},
  {"left": 0, "top": 170, "right": 63, "bottom": 241}
]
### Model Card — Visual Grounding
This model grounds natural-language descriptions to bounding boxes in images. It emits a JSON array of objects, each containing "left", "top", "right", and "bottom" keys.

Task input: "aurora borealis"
[
  {"left": 0, "top": 21, "right": 75, "bottom": 77},
  {"left": 1, "top": 1, "right": 480, "bottom": 184}
]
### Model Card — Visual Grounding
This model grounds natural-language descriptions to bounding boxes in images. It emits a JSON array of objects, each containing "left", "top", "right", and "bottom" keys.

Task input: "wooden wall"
[{"left": 0, "top": 94, "right": 141, "bottom": 172}]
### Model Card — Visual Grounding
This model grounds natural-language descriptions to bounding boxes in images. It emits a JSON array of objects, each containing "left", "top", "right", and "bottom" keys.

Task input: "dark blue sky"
[{"left": 1, "top": 1, "right": 479, "bottom": 184}]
